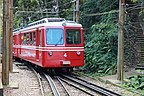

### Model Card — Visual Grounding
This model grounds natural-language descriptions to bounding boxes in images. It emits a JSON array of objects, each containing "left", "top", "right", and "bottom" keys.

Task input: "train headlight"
[
  {"left": 48, "top": 51, "right": 53, "bottom": 56},
  {"left": 76, "top": 51, "right": 81, "bottom": 56},
  {"left": 62, "top": 23, "right": 66, "bottom": 26}
]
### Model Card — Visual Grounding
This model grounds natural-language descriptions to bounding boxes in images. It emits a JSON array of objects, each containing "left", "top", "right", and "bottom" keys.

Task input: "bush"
[{"left": 84, "top": 15, "right": 118, "bottom": 74}]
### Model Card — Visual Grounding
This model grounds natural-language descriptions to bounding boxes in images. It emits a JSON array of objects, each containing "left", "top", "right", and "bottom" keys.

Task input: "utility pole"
[
  {"left": 76, "top": 0, "right": 79, "bottom": 23},
  {"left": 54, "top": 0, "right": 59, "bottom": 17},
  {"left": 117, "top": 0, "right": 125, "bottom": 81},
  {"left": 8, "top": 0, "right": 13, "bottom": 72},
  {"left": 2, "top": 0, "right": 9, "bottom": 85},
  {"left": 73, "top": 1, "right": 76, "bottom": 21}
]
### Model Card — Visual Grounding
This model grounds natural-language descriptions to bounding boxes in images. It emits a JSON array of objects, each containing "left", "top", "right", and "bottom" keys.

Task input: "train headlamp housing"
[
  {"left": 48, "top": 51, "right": 53, "bottom": 56},
  {"left": 62, "top": 23, "right": 66, "bottom": 26},
  {"left": 76, "top": 51, "right": 81, "bottom": 56}
]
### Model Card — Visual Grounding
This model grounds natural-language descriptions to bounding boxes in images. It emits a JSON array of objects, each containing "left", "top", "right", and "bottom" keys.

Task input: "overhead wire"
[
  {"left": 80, "top": 0, "right": 143, "bottom": 17},
  {"left": 80, "top": 0, "right": 118, "bottom": 17},
  {"left": 83, "top": 10, "right": 118, "bottom": 17},
  {"left": 101, "top": 0, "right": 118, "bottom": 13},
  {"left": 125, "top": 22, "right": 143, "bottom": 30},
  {"left": 58, "top": 0, "right": 76, "bottom": 8},
  {"left": 82, "top": 6, "right": 144, "bottom": 17},
  {"left": 58, "top": 0, "right": 77, "bottom": 14},
  {"left": 124, "top": 4, "right": 144, "bottom": 26}
]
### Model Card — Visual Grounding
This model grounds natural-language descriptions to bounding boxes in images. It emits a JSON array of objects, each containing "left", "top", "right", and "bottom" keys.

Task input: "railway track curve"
[{"left": 59, "top": 74, "right": 122, "bottom": 96}]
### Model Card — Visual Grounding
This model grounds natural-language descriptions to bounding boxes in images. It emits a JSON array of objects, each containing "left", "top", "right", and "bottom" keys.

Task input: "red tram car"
[{"left": 13, "top": 18, "right": 84, "bottom": 69}]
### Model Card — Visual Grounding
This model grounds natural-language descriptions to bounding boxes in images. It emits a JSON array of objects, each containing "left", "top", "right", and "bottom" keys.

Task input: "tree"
[
  {"left": 13, "top": 0, "right": 74, "bottom": 28},
  {"left": 80, "top": 0, "right": 119, "bottom": 74}
]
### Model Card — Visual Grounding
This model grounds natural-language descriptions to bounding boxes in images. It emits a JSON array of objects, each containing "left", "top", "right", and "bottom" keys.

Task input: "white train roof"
[{"left": 13, "top": 18, "right": 82, "bottom": 33}]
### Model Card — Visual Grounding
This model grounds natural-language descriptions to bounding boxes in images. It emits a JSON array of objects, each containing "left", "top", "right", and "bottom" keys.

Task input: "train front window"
[
  {"left": 66, "top": 29, "right": 81, "bottom": 44},
  {"left": 46, "top": 28, "right": 64, "bottom": 45}
]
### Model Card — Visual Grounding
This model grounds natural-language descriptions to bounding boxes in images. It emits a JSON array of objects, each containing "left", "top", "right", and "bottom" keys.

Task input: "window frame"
[
  {"left": 33, "top": 32, "right": 36, "bottom": 45},
  {"left": 66, "top": 29, "right": 81, "bottom": 45},
  {"left": 45, "top": 28, "right": 64, "bottom": 45}
]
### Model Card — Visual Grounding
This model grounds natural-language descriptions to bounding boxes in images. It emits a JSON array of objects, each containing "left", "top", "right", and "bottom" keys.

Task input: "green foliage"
[
  {"left": 130, "top": 0, "right": 144, "bottom": 3},
  {"left": 131, "top": 0, "right": 138, "bottom": 3},
  {"left": 80, "top": 0, "right": 118, "bottom": 74},
  {"left": 58, "top": 0, "right": 73, "bottom": 19},
  {"left": 12, "top": 0, "right": 143, "bottom": 75},
  {"left": 13, "top": 0, "right": 73, "bottom": 28},
  {"left": 81, "top": 0, "right": 143, "bottom": 74},
  {"left": 80, "top": 0, "right": 118, "bottom": 28},
  {"left": 83, "top": 13, "right": 118, "bottom": 74},
  {"left": 122, "top": 74, "right": 144, "bottom": 95}
]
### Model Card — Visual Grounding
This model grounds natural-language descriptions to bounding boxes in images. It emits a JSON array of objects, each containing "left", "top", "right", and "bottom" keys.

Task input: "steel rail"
[
  {"left": 56, "top": 76, "right": 71, "bottom": 96},
  {"left": 58, "top": 77, "right": 95, "bottom": 96},
  {"left": 44, "top": 73, "right": 60, "bottom": 96},
  {"left": 27, "top": 65, "right": 45, "bottom": 96},
  {"left": 61, "top": 74, "right": 121, "bottom": 96},
  {"left": 71, "top": 74, "right": 121, "bottom": 95}
]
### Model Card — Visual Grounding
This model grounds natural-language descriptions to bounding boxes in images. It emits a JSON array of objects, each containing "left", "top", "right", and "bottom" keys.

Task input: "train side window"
[
  {"left": 26, "top": 33, "right": 30, "bottom": 45},
  {"left": 33, "top": 32, "right": 36, "bottom": 45},
  {"left": 30, "top": 32, "right": 33, "bottom": 45},
  {"left": 23, "top": 33, "right": 27, "bottom": 45},
  {"left": 20, "top": 34, "right": 22, "bottom": 44},
  {"left": 39, "top": 30, "right": 42, "bottom": 46},
  {"left": 66, "top": 29, "right": 81, "bottom": 44},
  {"left": 13, "top": 36, "right": 15, "bottom": 45},
  {"left": 20, "top": 34, "right": 23, "bottom": 45}
]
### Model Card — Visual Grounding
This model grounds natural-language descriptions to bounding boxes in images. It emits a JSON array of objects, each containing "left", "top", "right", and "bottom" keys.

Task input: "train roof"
[{"left": 13, "top": 18, "right": 82, "bottom": 33}]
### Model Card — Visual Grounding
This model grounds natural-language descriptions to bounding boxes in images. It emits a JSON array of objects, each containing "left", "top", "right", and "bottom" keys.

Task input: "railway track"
[
  {"left": 16, "top": 61, "right": 122, "bottom": 96},
  {"left": 28, "top": 65, "right": 71, "bottom": 96},
  {"left": 56, "top": 76, "right": 71, "bottom": 96},
  {"left": 59, "top": 74, "right": 122, "bottom": 96},
  {"left": 58, "top": 76, "right": 95, "bottom": 95},
  {"left": 27, "top": 65, "right": 45, "bottom": 96},
  {"left": 38, "top": 72, "right": 93, "bottom": 96},
  {"left": 43, "top": 73, "right": 72, "bottom": 96},
  {"left": 43, "top": 73, "right": 60, "bottom": 96},
  {"left": 15, "top": 61, "right": 72, "bottom": 96}
]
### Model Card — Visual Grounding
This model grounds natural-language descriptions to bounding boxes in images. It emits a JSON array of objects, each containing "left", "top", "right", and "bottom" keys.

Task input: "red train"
[{"left": 13, "top": 18, "right": 84, "bottom": 70}]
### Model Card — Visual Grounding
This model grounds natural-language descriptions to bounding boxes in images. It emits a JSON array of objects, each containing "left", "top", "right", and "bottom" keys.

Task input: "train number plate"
[{"left": 63, "top": 61, "right": 70, "bottom": 65}]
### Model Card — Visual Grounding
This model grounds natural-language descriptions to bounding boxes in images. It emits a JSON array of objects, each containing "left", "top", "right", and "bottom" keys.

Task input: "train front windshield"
[
  {"left": 46, "top": 28, "right": 64, "bottom": 45},
  {"left": 66, "top": 29, "right": 81, "bottom": 44}
]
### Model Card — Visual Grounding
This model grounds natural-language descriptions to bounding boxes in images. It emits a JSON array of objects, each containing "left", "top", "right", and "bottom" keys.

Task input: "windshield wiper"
[{"left": 55, "top": 33, "right": 63, "bottom": 46}]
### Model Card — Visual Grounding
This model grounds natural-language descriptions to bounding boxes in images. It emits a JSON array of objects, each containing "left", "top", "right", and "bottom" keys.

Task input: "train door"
[
  {"left": 36, "top": 29, "right": 40, "bottom": 61},
  {"left": 18, "top": 33, "right": 21, "bottom": 56},
  {"left": 13, "top": 35, "right": 18, "bottom": 57},
  {"left": 39, "top": 29, "right": 44, "bottom": 66},
  {"left": 39, "top": 30, "right": 42, "bottom": 62}
]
